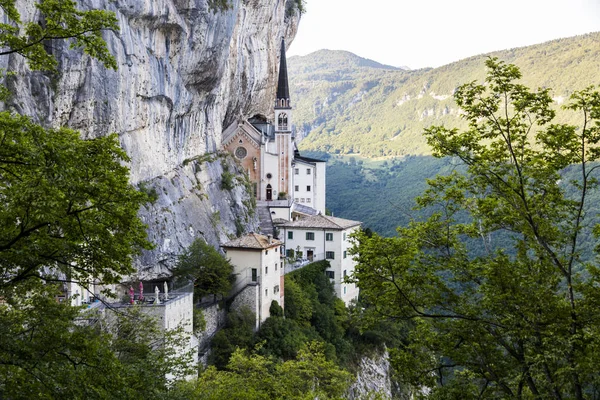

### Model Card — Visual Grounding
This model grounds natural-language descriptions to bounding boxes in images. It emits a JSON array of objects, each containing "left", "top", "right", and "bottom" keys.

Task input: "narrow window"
[
  {"left": 288, "top": 231, "right": 294, "bottom": 239},
  {"left": 251, "top": 268, "right": 257, "bottom": 282},
  {"left": 306, "top": 168, "right": 311, "bottom": 175},
  {"left": 326, "top": 233, "right": 333, "bottom": 241},
  {"left": 265, "top": 266, "right": 268, "bottom": 275},
  {"left": 344, "top": 250, "right": 347, "bottom": 259},
  {"left": 295, "top": 185, "right": 299, "bottom": 192},
  {"left": 295, "top": 168, "right": 299, "bottom": 175},
  {"left": 307, "top": 185, "right": 311, "bottom": 192}
]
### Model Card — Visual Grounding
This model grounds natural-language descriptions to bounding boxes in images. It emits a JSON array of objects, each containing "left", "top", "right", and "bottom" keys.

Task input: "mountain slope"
[{"left": 290, "top": 33, "right": 600, "bottom": 157}]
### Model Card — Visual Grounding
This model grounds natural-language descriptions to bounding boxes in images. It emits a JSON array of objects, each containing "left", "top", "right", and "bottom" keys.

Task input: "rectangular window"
[
  {"left": 265, "top": 288, "right": 268, "bottom": 296},
  {"left": 253, "top": 183, "right": 257, "bottom": 198},
  {"left": 306, "top": 232, "right": 315, "bottom": 241},
  {"left": 275, "top": 263, "right": 278, "bottom": 271},
  {"left": 301, "top": 198, "right": 305, "bottom": 202},
  {"left": 326, "top": 251, "right": 335, "bottom": 259},
  {"left": 343, "top": 232, "right": 347, "bottom": 240},
  {"left": 343, "top": 270, "right": 347, "bottom": 278},
  {"left": 265, "top": 266, "right": 268, "bottom": 275},
  {"left": 343, "top": 286, "right": 346, "bottom": 295},
  {"left": 294, "top": 168, "right": 299, "bottom": 175},
  {"left": 295, "top": 185, "right": 299, "bottom": 192},
  {"left": 325, "top": 233, "right": 333, "bottom": 241},
  {"left": 274, "top": 285, "right": 279, "bottom": 294},
  {"left": 325, "top": 271, "right": 334, "bottom": 279},
  {"left": 306, "top": 168, "right": 311, "bottom": 175},
  {"left": 251, "top": 268, "right": 257, "bottom": 282},
  {"left": 294, "top": 198, "right": 299, "bottom": 202},
  {"left": 344, "top": 250, "right": 347, "bottom": 259},
  {"left": 307, "top": 198, "right": 311, "bottom": 203},
  {"left": 286, "top": 249, "right": 294, "bottom": 258},
  {"left": 288, "top": 231, "right": 293, "bottom": 239}
]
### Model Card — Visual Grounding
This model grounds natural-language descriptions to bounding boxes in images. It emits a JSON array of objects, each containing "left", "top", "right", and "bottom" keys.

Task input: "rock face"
[
  {"left": 349, "top": 350, "right": 393, "bottom": 399},
  {"left": 2, "top": 0, "right": 300, "bottom": 275}
]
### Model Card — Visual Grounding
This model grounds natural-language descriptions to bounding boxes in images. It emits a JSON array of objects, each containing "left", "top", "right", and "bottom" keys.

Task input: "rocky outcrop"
[
  {"left": 349, "top": 349, "right": 393, "bottom": 399},
  {"left": 2, "top": 0, "right": 300, "bottom": 275}
]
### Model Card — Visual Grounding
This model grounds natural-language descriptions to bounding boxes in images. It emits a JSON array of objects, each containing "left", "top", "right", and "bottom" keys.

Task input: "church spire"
[{"left": 276, "top": 37, "right": 290, "bottom": 107}]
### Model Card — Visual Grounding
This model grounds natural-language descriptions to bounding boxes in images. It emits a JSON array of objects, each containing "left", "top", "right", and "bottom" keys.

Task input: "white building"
[
  {"left": 280, "top": 215, "right": 361, "bottom": 305},
  {"left": 222, "top": 233, "right": 284, "bottom": 328},
  {"left": 292, "top": 153, "right": 326, "bottom": 214}
]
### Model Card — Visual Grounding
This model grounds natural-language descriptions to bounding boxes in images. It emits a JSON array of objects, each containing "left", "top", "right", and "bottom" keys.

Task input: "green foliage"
[
  {"left": 208, "top": 306, "right": 256, "bottom": 369},
  {"left": 193, "top": 307, "right": 206, "bottom": 333},
  {"left": 207, "top": 0, "right": 231, "bottom": 12},
  {"left": 291, "top": 33, "right": 600, "bottom": 158},
  {"left": 286, "top": 0, "right": 306, "bottom": 17},
  {"left": 221, "top": 164, "right": 235, "bottom": 191},
  {"left": 0, "top": 117, "right": 151, "bottom": 289},
  {"left": 172, "top": 238, "right": 235, "bottom": 302},
  {"left": 352, "top": 59, "right": 600, "bottom": 398},
  {"left": 175, "top": 342, "right": 352, "bottom": 399},
  {"left": 138, "top": 181, "right": 159, "bottom": 204},
  {"left": 0, "top": 287, "right": 193, "bottom": 398},
  {"left": 0, "top": 0, "right": 118, "bottom": 71}
]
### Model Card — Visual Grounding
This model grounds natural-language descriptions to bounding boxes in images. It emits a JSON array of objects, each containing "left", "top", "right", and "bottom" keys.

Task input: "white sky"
[{"left": 288, "top": 0, "right": 600, "bottom": 69}]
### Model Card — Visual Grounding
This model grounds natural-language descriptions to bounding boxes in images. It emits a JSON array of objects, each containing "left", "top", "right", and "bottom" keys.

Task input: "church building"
[{"left": 222, "top": 38, "right": 326, "bottom": 215}]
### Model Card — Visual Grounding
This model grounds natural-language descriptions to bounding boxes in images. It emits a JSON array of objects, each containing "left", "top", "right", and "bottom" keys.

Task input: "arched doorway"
[{"left": 266, "top": 184, "right": 272, "bottom": 201}]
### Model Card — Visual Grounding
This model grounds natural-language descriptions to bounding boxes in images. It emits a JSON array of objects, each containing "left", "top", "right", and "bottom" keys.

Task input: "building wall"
[
  {"left": 230, "top": 283, "right": 260, "bottom": 330},
  {"left": 225, "top": 245, "right": 283, "bottom": 327},
  {"left": 262, "top": 152, "right": 280, "bottom": 200},
  {"left": 282, "top": 225, "right": 359, "bottom": 305},
  {"left": 314, "top": 161, "right": 326, "bottom": 214},
  {"left": 223, "top": 133, "right": 261, "bottom": 198},
  {"left": 293, "top": 162, "right": 315, "bottom": 208}
]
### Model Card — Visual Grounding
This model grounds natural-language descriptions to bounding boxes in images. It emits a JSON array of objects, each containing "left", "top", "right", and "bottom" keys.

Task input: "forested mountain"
[
  {"left": 290, "top": 32, "right": 600, "bottom": 157},
  {"left": 292, "top": 32, "right": 600, "bottom": 239}
]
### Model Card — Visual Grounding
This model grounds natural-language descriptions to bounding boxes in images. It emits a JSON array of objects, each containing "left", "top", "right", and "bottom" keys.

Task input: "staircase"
[{"left": 256, "top": 202, "right": 274, "bottom": 236}]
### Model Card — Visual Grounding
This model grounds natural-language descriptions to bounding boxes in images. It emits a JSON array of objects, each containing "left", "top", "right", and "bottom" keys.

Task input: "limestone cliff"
[{"left": 2, "top": 0, "right": 300, "bottom": 276}]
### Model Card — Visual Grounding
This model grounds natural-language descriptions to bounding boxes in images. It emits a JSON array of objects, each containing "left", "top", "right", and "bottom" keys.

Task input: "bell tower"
[{"left": 274, "top": 37, "right": 293, "bottom": 197}]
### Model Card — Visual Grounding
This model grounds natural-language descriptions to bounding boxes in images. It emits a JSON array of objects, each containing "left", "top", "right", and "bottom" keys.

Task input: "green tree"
[
  {"left": 0, "top": 2, "right": 194, "bottom": 397},
  {"left": 174, "top": 342, "right": 352, "bottom": 399},
  {"left": 352, "top": 59, "right": 600, "bottom": 398},
  {"left": 0, "top": 0, "right": 118, "bottom": 71},
  {"left": 173, "top": 238, "right": 235, "bottom": 301}
]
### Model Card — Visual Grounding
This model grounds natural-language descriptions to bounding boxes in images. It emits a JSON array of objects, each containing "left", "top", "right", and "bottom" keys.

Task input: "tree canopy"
[
  {"left": 0, "top": 2, "right": 194, "bottom": 397},
  {"left": 173, "top": 238, "right": 235, "bottom": 301},
  {"left": 351, "top": 58, "right": 600, "bottom": 398}
]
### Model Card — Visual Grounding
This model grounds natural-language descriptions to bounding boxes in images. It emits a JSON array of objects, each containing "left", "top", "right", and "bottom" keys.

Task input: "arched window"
[{"left": 278, "top": 112, "right": 288, "bottom": 131}]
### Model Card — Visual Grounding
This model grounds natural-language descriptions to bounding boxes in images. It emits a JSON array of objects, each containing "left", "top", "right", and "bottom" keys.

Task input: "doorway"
[
  {"left": 307, "top": 249, "right": 314, "bottom": 261},
  {"left": 266, "top": 184, "right": 272, "bottom": 201}
]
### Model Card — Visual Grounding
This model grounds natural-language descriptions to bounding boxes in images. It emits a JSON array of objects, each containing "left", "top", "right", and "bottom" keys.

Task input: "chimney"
[{"left": 267, "top": 234, "right": 273, "bottom": 244}]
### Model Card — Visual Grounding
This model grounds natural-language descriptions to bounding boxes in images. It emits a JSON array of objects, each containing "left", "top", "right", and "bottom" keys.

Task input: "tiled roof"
[
  {"left": 221, "top": 232, "right": 282, "bottom": 250},
  {"left": 292, "top": 203, "right": 319, "bottom": 216},
  {"left": 280, "top": 214, "right": 361, "bottom": 230}
]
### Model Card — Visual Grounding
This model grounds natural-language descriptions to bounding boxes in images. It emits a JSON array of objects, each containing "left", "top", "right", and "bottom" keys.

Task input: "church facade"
[{"left": 222, "top": 38, "right": 326, "bottom": 215}]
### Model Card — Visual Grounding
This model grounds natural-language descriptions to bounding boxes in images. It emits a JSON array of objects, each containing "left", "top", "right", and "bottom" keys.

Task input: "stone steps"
[{"left": 257, "top": 203, "right": 274, "bottom": 236}]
